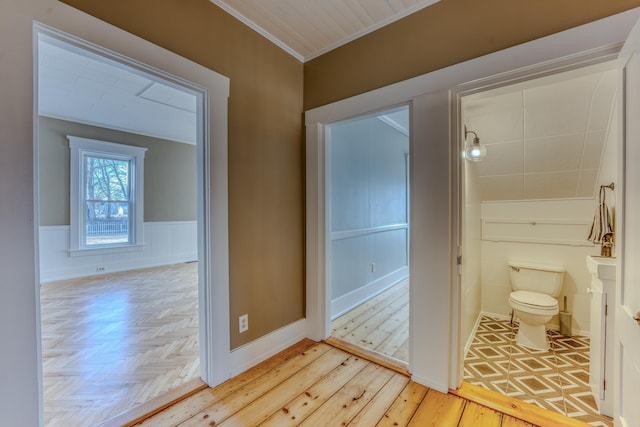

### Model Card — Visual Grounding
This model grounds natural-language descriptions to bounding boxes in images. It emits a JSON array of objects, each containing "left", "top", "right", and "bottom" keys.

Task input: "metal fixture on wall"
[{"left": 463, "top": 126, "right": 486, "bottom": 162}]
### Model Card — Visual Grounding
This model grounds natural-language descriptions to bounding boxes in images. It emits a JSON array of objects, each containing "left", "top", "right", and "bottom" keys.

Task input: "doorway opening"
[
  {"left": 458, "top": 60, "right": 617, "bottom": 426},
  {"left": 325, "top": 105, "right": 410, "bottom": 369},
  {"left": 34, "top": 25, "right": 217, "bottom": 426}
]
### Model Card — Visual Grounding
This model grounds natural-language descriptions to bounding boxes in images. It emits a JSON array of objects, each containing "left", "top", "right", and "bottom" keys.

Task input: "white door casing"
[{"left": 615, "top": 17, "right": 640, "bottom": 427}]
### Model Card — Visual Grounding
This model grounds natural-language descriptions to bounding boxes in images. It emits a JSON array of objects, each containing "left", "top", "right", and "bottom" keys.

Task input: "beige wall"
[
  {"left": 60, "top": 0, "right": 305, "bottom": 349},
  {"left": 39, "top": 116, "right": 197, "bottom": 226},
  {"left": 304, "top": 0, "right": 640, "bottom": 110}
]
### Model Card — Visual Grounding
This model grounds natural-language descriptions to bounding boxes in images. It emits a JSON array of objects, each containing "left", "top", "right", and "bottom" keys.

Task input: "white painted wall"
[
  {"left": 475, "top": 90, "right": 618, "bottom": 337},
  {"left": 329, "top": 113, "right": 409, "bottom": 317},
  {"left": 480, "top": 199, "right": 599, "bottom": 335},
  {"left": 461, "top": 161, "right": 482, "bottom": 352},
  {"left": 39, "top": 221, "right": 198, "bottom": 283}
]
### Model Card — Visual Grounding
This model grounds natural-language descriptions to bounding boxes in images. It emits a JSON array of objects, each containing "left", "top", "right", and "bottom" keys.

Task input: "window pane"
[
  {"left": 85, "top": 201, "right": 130, "bottom": 246},
  {"left": 85, "top": 156, "right": 129, "bottom": 201}
]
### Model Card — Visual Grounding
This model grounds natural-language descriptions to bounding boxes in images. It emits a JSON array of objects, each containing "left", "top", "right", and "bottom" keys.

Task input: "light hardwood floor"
[
  {"left": 138, "top": 339, "right": 588, "bottom": 426},
  {"left": 40, "top": 263, "right": 200, "bottom": 427},
  {"left": 330, "top": 279, "right": 409, "bottom": 364}
]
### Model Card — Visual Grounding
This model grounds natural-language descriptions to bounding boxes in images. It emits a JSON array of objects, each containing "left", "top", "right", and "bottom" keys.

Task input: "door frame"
[
  {"left": 32, "top": 14, "right": 231, "bottom": 422},
  {"left": 452, "top": 47, "right": 622, "bottom": 387},
  {"left": 305, "top": 8, "right": 640, "bottom": 393}
]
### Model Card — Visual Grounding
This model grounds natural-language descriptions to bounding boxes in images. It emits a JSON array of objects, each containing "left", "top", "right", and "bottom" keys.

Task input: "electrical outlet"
[
  {"left": 96, "top": 266, "right": 106, "bottom": 272},
  {"left": 239, "top": 314, "right": 249, "bottom": 333},
  {"left": 371, "top": 262, "right": 376, "bottom": 272}
]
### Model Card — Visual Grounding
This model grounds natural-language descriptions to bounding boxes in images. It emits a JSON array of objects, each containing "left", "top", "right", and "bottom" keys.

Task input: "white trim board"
[
  {"left": 230, "top": 319, "right": 308, "bottom": 376},
  {"left": 331, "top": 267, "right": 408, "bottom": 319},
  {"left": 38, "top": 222, "right": 198, "bottom": 283}
]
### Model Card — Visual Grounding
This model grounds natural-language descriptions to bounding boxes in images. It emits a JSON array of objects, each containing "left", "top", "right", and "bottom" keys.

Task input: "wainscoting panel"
[
  {"left": 482, "top": 218, "right": 593, "bottom": 246},
  {"left": 39, "top": 221, "right": 197, "bottom": 282}
]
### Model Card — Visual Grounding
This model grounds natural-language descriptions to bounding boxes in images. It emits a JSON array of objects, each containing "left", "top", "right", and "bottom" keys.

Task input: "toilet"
[{"left": 508, "top": 261, "right": 565, "bottom": 351}]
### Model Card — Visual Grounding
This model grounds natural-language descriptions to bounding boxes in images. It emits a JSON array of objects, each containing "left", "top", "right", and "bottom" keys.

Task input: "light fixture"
[{"left": 463, "top": 127, "right": 486, "bottom": 162}]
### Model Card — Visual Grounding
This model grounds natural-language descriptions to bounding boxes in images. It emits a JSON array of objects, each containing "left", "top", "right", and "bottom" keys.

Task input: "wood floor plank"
[
  {"left": 452, "top": 382, "right": 591, "bottom": 427},
  {"left": 218, "top": 351, "right": 363, "bottom": 427},
  {"left": 41, "top": 263, "right": 201, "bottom": 427},
  {"left": 331, "top": 279, "right": 409, "bottom": 363},
  {"left": 458, "top": 401, "right": 502, "bottom": 427},
  {"left": 501, "top": 417, "right": 537, "bottom": 427},
  {"left": 298, "top": 363, "right": 395, "bottom": 426},
  {"left": 374, "top": 305, "right": 409, "bottom": 358},
  {"left": 408, "top": 389, "right": 465, "bottom": 427},
  {"left": 331, "top": 280, "right": 408, "bottom": 333},
  {"left": 325, "top": 337, "right": 409, "bottom": 375},
  {"left": 177, "top": 347, "right": 344, "bottom": 426},
  {"left": 258, "top": 355, "right": 369, "bottom": 426},
  {"left": 357, "top": 302, "right": 406, "bottom": 352},
  {"left": 137, "top": 339, "right": 320, "bottom": 426},
  {"left": 347, "top": 374, "right": 410, "bottom": 426},
  {"left": 337, "top": 295, "right": 409, "bottom": 345},
  {"left": 376, "top": 380, "right": 428, "bottom": 427},
  {"left": 139, "top": 341, "right": 585, "bottom": 427}
]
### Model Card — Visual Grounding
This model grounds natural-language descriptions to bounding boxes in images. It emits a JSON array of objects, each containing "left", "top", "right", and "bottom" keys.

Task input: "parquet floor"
[
  {"left": 330, "top": 279, "right": 409, "bottom": 363},
  {"left": 138, "top": 338, "right": 571, "bottom": 426},
  {"left": 40, "top": 262, "right": 200, "bottom": 427}
]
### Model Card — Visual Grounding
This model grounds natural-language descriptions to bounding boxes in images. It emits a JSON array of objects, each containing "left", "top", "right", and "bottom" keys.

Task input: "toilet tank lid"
[{"left": 508, "top": 260, "right": 565, "bottom": 273}]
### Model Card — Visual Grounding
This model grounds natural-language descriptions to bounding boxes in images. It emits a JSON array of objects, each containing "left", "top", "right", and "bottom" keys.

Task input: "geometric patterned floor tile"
[{"left": 464, "top": 315, "right": 613, "bottom": 427}]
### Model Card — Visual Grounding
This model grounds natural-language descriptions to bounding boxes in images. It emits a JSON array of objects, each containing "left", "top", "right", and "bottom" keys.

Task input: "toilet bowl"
[
  {"left": 509, "top": 290, "right": 559, "bottom": 350},
  {"left": 508, "top": 262, "right": 564, "bottom": 351}
]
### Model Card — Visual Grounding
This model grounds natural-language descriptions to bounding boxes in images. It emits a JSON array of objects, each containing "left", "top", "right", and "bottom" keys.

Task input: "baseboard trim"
[
  {"left": 463, "top": 312, "right": 483, "bottom": 359},
  {"left": 451, "top": 382, "right": 592, "bottom": 427},
  {"left": 230, "top": 318, "right": 307, "bottom": 376},
  {"left": 330, "top": 267, "right": 408, "bottom": 319},
  {"left": 411, "top": 373, "right": 449, "bottom": 394},
  {"left": 98, "top": 378, "right": 207, "bottom": 427}
]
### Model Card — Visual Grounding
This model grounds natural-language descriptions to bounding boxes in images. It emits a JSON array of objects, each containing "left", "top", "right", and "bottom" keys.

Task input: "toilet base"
[{"left": 516, "top": 322, "right": 549, "bottom": 351}]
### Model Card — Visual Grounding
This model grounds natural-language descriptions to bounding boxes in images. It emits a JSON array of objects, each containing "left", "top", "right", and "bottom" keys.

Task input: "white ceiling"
[
  {"left": 462, "top": 63, "right": 618, "bottom": 202},
  {"left": 210, "top": 0, "right": 441, "bottom": 61},
  {"left": 38, "top": 36, "right": 198, "bottom": 144}
]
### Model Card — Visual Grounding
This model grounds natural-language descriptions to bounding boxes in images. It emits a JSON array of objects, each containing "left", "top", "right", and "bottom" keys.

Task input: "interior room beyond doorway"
[
  {"left": 327, "top": 105, "right": 410, "bottom": 365},
  {"left": 460, "top": 61, "right": 618, "bottom": 426}
]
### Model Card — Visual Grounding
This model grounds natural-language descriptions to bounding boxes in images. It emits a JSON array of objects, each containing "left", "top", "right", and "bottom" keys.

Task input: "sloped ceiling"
[
  {"left": 210, "top": 0, "right": 440, "bottom": 61},
  {"left": 462, "top": 64, "right": 617, "bottom": 202}
]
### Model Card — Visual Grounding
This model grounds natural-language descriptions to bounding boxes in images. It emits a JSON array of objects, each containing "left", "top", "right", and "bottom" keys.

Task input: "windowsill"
[{"left": 68, "top": 244, "right": 144, "bottom": 257}]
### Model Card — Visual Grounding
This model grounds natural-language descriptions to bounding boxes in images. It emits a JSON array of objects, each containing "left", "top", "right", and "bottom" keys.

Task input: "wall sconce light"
[{"left": 464, "top": 127, "right": 486, "bottom": 162}]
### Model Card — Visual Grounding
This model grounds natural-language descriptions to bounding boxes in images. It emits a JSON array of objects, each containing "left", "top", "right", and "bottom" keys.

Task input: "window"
[{"left": 68, "top": 136, "right": 147, "bottom": 254}]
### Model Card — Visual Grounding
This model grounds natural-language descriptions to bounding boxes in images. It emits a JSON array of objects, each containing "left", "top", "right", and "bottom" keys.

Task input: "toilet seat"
[{"left": 509, "top": 290, "right": 558, "bottom": 315}]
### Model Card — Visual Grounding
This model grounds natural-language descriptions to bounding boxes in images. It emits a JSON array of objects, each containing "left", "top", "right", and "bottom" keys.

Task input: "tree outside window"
[{"left": 68, "top": 136, "right": 147, "bottom": 254}]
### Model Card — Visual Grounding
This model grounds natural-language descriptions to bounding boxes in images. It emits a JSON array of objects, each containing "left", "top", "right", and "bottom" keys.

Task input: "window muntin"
[
  {"left": 68, "top": 136, "right": 147, "bottom": 254},
  {"left": 84, "top": 155, "right": 132, "bottom": 246}
]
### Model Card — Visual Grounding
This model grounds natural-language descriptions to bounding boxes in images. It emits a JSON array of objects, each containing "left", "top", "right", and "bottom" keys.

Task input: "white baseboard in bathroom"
[{"left": 464, "top": 313, "right": 483, "bottom": 359}]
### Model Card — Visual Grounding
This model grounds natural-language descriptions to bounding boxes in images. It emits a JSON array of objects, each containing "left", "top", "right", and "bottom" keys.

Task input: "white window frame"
[{"left": 68, "top": 135, "right": 147, "bottom": 256}]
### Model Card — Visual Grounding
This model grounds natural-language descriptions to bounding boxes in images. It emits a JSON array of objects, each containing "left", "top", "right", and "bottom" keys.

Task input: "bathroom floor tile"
[{"left": 464, "top": 315, "right": 613, "bottom": 427}]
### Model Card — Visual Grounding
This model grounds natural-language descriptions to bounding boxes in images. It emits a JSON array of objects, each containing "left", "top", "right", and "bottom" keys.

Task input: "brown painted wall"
[
  {"left": 60, "top": 0, "right": 304, "bottom": 349},
  {"left": 38, "top": 116, "right": 197, "bottom": 226},
  {"left": 304, "top": 0, "right": 640, "bottom": 110}
]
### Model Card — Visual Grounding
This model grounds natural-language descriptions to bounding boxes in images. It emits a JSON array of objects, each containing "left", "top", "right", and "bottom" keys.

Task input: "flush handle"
[{"left": 634, "top": 312, "right": 640, "bottom": 327}]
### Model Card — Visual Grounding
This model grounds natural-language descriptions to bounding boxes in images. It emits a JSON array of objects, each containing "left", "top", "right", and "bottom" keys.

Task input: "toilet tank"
[{"left": 508, "top": 261, "right": 565, "bottom": 297}]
